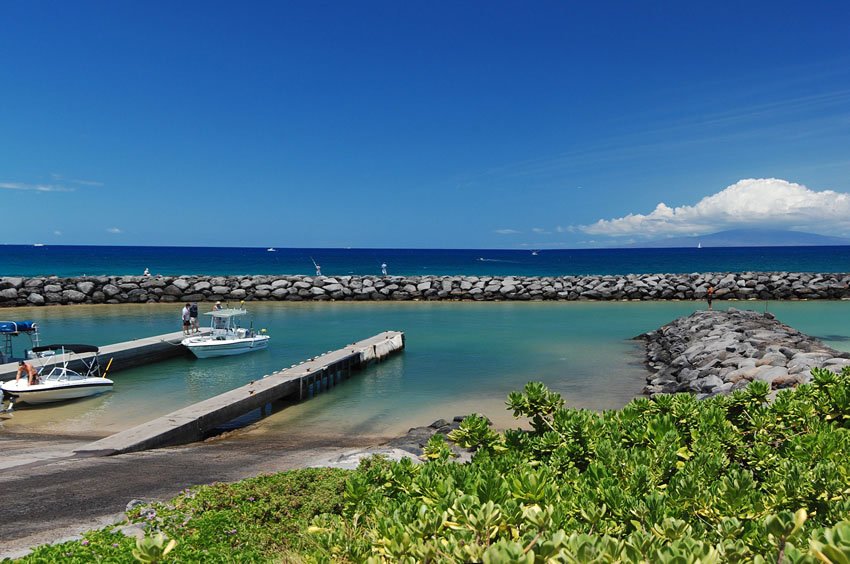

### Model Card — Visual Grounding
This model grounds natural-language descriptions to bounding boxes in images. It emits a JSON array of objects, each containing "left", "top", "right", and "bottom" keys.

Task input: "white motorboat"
[
  {"left": 266, "top": 247, "right": 276, "bottom": 252},
  {"left": 1, "top": 344, "right": 113, "bottom": 406},
  {"left": 181, "top": 308, "right": 270, "bottom": 359}
]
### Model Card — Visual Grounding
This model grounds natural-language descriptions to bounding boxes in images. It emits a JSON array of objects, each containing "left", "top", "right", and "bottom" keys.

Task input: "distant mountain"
[{"left": 633, "top": 229, "right": 850, "bottom": 248}]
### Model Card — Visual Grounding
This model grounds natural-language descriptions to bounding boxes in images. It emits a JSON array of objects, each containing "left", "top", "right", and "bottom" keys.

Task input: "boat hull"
[
  {"left": 1, "top": 378, "right": 113, "bottom": 405},
  {"left": 182, "top": 335, "right": 270, "bottom": 358}
]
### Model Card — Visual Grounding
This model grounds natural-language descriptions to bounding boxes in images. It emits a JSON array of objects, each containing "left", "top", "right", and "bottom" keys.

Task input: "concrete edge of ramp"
[{"left": 74, "top": 331, "right": 405, "bottom": 456}]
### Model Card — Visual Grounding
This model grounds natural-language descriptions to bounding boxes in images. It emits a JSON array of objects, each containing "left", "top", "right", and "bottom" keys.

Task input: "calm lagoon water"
[{"left": 2, "top": 301, "right": 849, "bottom": 441}]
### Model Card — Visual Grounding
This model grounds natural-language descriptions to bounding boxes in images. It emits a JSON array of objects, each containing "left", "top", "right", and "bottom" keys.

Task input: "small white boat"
[
  {"left": 1, "top": 344, "right": 113, "bottom": 406},
  {"left": 182, "top": 308, "right": 270, "bottom": 359},
  {"left": 266, "top": 247, "right": 276, "bottom": 252}
]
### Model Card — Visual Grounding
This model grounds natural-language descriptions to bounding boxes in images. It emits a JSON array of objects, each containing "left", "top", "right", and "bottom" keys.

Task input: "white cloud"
[
  {"left": 107, "top": 227, "right": 123, "bottom": 234},
  {"left": 495, "top": 228, "right": 520, "bottom": 235},
  {"left": 53, "top": 230, "right": 62, "bottom": 236},
  {"left": 0, "top": 182, "right": 73, "bottom": 192},
  {"left": 580, "top": 178, "right": 850, "bottom": 238},
  {"left": 70, "top": 179, "right": 104, "bottom": 187}
]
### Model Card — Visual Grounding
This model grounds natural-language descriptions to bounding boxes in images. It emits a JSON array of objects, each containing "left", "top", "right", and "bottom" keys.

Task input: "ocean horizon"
[{"left": 3, "top": 244, "right": 850, "bottom": 278}]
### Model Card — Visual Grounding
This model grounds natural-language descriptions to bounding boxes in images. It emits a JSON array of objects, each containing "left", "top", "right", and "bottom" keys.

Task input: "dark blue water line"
[{"left": 1, "top": 244, "right": 849, "bottom": 277}]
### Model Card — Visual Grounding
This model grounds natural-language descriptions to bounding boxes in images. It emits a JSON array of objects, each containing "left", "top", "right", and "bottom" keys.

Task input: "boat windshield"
[{"left": 42, "top": 367, "right": 86, "bottom": 382}]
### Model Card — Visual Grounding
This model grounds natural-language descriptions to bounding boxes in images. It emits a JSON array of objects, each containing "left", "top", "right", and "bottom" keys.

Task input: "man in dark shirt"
[{"left": 189, "top": 302, "right": 199, "bottom": 333}]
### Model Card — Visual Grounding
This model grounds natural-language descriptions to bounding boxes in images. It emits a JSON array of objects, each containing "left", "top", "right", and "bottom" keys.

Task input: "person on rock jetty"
[
  {"left": 181, "top": 303, "right": 191, "bottom": 335},
  {"left": 381, "top": 262, "right": 388, "bottom": 276},
  {"left": 707, "top": 286, "right": 714, "bottom": 310}
]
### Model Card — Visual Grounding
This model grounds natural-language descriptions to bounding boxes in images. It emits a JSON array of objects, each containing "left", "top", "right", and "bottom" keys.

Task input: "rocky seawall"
[
  {"left": 1, "top": 272, "right": 849, "bottom": 307},
  {"left": 638, "top": 308, "right": 850, "bottom": 398}
]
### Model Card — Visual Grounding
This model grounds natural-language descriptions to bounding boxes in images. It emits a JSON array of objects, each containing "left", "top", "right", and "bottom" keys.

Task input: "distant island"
[{"left": 633, "top": 228, "right": 850, "bottom": 248}]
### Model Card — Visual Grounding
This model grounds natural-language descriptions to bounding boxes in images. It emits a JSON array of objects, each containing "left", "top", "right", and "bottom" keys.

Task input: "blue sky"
[{"left": 2, "top": 1, "right": 849, "bottom": 248}]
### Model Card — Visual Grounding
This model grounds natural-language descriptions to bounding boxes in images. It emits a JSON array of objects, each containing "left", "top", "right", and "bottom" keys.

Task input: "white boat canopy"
[{"left": 204, "top": 308, "right": 248, "bottom": 319}]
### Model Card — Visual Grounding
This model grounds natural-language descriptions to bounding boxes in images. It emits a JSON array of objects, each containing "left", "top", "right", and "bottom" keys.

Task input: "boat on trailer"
[
  {"left": 1, "top": 344, "right": 113, "bottom": 406},
  {"left": 181, "top": 308, "right": 270, "bottom": 358}
]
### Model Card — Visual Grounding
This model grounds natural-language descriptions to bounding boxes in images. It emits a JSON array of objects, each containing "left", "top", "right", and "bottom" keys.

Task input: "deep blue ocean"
[{"left": 2, "top": 244, "right": 850, "bottom": 277}]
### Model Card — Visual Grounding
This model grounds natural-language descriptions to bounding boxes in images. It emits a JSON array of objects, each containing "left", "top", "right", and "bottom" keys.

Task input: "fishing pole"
[{"left": 310, "top": 256, "right": 321, "bottom": 275}]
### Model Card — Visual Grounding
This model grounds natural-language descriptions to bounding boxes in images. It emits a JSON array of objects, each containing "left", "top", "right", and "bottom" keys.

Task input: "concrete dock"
[
  {"left": 75, "top": 331, "right": 405, "bottom": 456},
  {"left": 0, "top": 329, "right": 200, "bottom": 381}
]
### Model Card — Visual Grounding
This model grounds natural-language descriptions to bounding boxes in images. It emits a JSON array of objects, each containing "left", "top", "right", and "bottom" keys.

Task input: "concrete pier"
[
  {"left": 0, "top": 329, "right": 199, "bottom": 381},
  {"left": 75, "top": 331, "right": 405, "bottom": 456}
]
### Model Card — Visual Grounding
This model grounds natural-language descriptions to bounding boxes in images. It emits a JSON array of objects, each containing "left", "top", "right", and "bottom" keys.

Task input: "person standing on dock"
[
  {"left": 181, "top": 303, "right": 191, "bottom": 335},
  {"left": 189, "top": 302, "right": 199, "bottom": 333}
]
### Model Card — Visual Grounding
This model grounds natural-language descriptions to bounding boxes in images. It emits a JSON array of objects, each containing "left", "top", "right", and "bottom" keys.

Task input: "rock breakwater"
[
  {"left": 1, "top": 272, "right": 849, "bottom": 307},
  {"left": 638, "top": 308, "right": 850, "bottom": 398}
]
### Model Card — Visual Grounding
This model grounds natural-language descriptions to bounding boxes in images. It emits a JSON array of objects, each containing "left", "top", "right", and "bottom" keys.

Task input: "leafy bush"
[
  {"left": 309, "top": 368, "right": 850, "bottom": 562},
  {"left": 15, "top": 467, "right": 349, "bottom": 563}
]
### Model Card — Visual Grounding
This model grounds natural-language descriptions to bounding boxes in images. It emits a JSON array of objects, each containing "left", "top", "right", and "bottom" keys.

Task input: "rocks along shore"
[
  {"left": 638, "top": 308, "right": 850, "bottom": 398},
  {"left": 1, "top": 271, "right": 849, "bottom": 307}
]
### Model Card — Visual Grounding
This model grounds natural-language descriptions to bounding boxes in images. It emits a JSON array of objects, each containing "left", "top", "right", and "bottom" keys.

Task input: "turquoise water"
[{"left": 3, "top": 301, "right": 850, "bottom": 440}]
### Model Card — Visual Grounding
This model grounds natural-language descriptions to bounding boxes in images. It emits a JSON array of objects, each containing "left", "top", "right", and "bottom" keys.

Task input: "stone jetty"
[
  {"left": 1, "top": 271, "right": 849, "bottom": 307},
  {"left": 638, "top": 308, "right": 850, "bottom": 398}
]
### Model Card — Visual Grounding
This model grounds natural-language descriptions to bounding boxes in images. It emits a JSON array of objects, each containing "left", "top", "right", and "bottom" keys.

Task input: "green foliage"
[
  {"left": 18, "top": 528, "right": 136, "bottom": 563},
  {"left": 132, "top": 531, "right": 176, "bottom": 562},
  {"left": 311, "top": 372, "right": 850, "bottom": 562},
  {"left": 447, "top": 413, "right": 504, "bottom": 453},
  {"left": 15, "top": 467, "right": 349, "bottom": 563}
]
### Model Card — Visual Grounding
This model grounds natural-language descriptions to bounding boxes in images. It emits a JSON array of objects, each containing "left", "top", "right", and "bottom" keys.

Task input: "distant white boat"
[
  {"left": 531, "top": 250, "right": 539, "bottom": 256},
  {"left": 267, "top": 248, "right": 276, "bottom": 252},
  {"left": 697, "top": 242, "right": 702, "bottom": 249},
  {"left": 33, "top": 243, "right": 45, "bottom": 247}
]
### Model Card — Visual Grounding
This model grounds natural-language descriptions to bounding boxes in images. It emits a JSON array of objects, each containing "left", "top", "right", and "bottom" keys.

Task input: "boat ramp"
[
  {"left": 2, "top": 325, "right": 405, "bottom": 455},
  {"left": 75, "top": 331, "right": 405, "bottom": 456}
]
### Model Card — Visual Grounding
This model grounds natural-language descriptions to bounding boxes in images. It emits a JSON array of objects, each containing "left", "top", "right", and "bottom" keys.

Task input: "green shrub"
[
  {"left": 15, "top": 467, "right": 349, "bottom": 563},
  {"left": 310, "top": 371, "right": 850, "bottom": 562}
]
